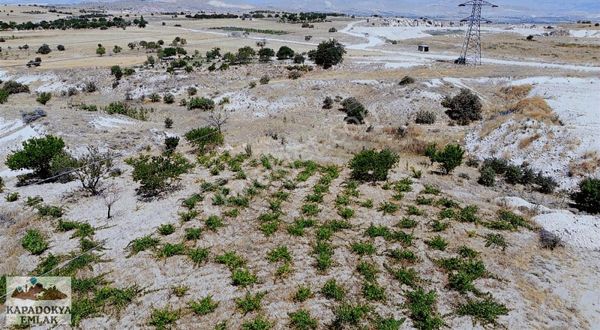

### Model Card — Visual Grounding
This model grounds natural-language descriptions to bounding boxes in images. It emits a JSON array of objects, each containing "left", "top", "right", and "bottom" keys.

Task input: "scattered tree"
[
  {"left": 341, "top": 97, "right": 368, "bottom": 124},
  {"left": 441, "top": 89, "right": 482, "bottom": 125},
  {"left": 74, "top": 146, "right": 114, "bottom": 195},
  {"left": 36, "top": 44, "right": 51, "bottom": 55},
  {"left": 312, "top": 39, "right": 346, "bottom": 69},
  {"left": 96, "top": 44, "right": 106, "bottom": 56},
  {"left": 101, "top": 183, "right": 121, "bottom": 219},
  {"left": 184, "top": 127, "right": 224, "bottom": 153},
  {"left": 258, "top": 47, "right": 275, "bottom": 62},
  {"left": 277, "top": 46, "right": 295, "bottom": 60},
  {"left": 5, "top": 135, "right": 66, "bottom": 179},
  {"left": 427, "top": 144, "right": 464, "bottom": 174},
  {"left": 126, "top": 153, "right": 192, "bottom": 196}
]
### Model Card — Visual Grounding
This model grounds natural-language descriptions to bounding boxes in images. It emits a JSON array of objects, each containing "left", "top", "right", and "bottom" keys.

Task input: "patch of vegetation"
[
  {"left": 425, "top": 143, "right": 464, "bottom": 174},
  {"left": 126, "top": 153, "right": 192, "bottom": 196},
  {"left": 289, "top": 309, "right": 318, "bottom": 330},
  {"left": 188, "top": 247, "right": 210, "bottom": 265},
  {"left": 293, "top": 285, "right": 313, "bottom": 302},
  {"left": 404, "top": 288, "right": 444, "bottom": 330},
  {"left": 128, "top": 235, "right": 160, "bottom": 255},
  {"left": 236, "top": 291, "right": 266, "bottom": 314},
  {"left": 157, "top": 243, "right": 186, "bottom": 258},
  {"left": 216, "top": 251, "right": 246, "bottom": 270},
  {"left": 485, "top": 233, "right": 508, "bottom": 251},
  {"left": 22, "top": 229, "right": 49, "bottom": 255},
  {"left": 572, "top": 178, "right": 600, "bottom": 214},
  {"left": 362, "top": 281, "right": 386, "bottom": 301},
  {"left": 441, "top": 89, "right": 482, "bottom": 125},
  {"left": 331, "top": 303, "right": 370, "bottom": 328},
  {"left": 188, "top": 295, "right": 219, "bottom": 316},
  {"left": 426, "top": 235, "right": 448, "bottom": 251},
  {"left": 321, "top": 279, "right": 345, "bottom": 301},
  {"left": 456, "top": 297, "right": 509, "bottom": 327},
  {"left": 351, "top": 241, "right": 376, "bottom": 256},
  {"left": 148, "top": 306, "right": 180, "bottom": 329}
]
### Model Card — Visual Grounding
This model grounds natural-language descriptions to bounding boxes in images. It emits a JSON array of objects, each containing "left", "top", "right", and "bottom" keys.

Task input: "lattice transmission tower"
[{"left": 456, "top": 0, "right": 498, "bottom": 65}]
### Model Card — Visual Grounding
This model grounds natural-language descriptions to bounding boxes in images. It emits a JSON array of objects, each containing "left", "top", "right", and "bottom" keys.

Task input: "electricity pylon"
[{"left": 456, "top": 0, "right": 498, "bottom": 65}]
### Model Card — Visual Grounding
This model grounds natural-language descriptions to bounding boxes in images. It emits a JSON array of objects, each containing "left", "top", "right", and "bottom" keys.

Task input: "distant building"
[{"left": 418, "top": 44, "right": 429, "bottom": 52}]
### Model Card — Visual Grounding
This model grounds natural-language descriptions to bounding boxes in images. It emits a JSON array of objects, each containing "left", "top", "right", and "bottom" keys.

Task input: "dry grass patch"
[
  {"left": 511, "top": 97, "right": 559, "bottom": 124},
  {"left": 498, "top": 84, "right": 533, "bottom": 101},
  {"left": 518, "top": 133, "right": 541, "bottom": 149}
]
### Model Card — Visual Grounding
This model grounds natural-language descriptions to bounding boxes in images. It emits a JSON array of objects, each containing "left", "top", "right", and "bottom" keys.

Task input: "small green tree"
[
  {"left": 126, "top": 153, "right": 192, "bottom": 196},
  {"left": 184, "top": 127, "right": 224, "bottom": 153},
  {"left": 428, "top": 144, "right": 464, "bottom": 174},
  {"left": 96, "top": 44, "right": 106, "bottom": 56},
  {"left": 572, "top": 178, "right": 600, "bottom": 214},
  {"left": 6, "top": 135, "right": 66, "bottom": 178},
  {"left": 313, "top": 39, "right": 346, "bottom": 69},
  {"left": 258, "top": 48, "right": 275, "bottom": 62},
  {"left": 349, "top": 149, "right": 399, "bottom": 182},
  {"left": 110, "top": 65, "right": 123, "bottom": 80},
  {"left": 276, "top": 46, "right": 295, "bottom": 60}
]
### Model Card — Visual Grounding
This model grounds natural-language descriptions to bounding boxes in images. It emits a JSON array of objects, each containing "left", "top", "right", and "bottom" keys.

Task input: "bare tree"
[
  {"left": 207, "top": 110, "right": 229, "bottom": 132},
  {"left": 75, "top": 146, "right": 114, "bottom": 195},
  {"left": 101, "top": 183, "right": 121, "bottom": 219}
]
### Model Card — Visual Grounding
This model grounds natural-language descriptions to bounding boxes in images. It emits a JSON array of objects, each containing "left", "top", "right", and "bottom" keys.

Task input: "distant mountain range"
[{"left": 8, "top": 0, "right": 600, "bottom": 21}]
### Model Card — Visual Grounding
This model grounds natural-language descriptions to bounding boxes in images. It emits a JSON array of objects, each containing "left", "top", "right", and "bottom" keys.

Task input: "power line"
[{"left": 456, "top": 0, "right": 498, "bottom": 65}]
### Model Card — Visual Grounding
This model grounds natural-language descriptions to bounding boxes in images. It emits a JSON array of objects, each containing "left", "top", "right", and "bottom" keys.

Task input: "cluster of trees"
[
  {"left": 0, "top": 17, "right": 137, "bottom": 30},
  {"left": 185, "top": 13, "right": 239, "bottom": 19},
  {"left": 279, "top": 12, "right": 343, "bottom": 23},
  {"left": 477, "top": 158, "right": 558, "bottom": 194}
]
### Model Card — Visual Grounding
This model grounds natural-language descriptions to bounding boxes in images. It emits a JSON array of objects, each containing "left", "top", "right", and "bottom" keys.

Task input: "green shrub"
[
  {"left": 312, "top": 39, "right": 346, "bottom": 69},
  {"left": 341, "top": 97, "right": 368, "bottom": 124},
  {"left": 267, "top": 246, "right": 292, "bottom": 263},
  {"left": 293, "top": 286, "right": 313, "bottom": 302},
  {"left": 321, "top": 279, "right": 345, "bottom": 301},
  {"left": 572, "top": 178, "right": 600, "bottom": 214},
  {"left": 235, "top": 291, "right": 265, "bottom": 314},
  {"left": 184, "top": 126, "right": 224, "bottom": 152},
  {"left": 3, "top": 80, "right": 30, "bottom": 94},
  {"left": 242, "top": 315, "right": 272, "bottom": 330},
  {"left": 5, "top": 192, "right": 19, "bottom": 202},
  {"left": 22, "top": 229, "right": 48, "bottom": 255},
  {"left": 332, "top": 303, "right": 369, "bottom": 328},
  {"left": 0, "top": 89, "right": 9, "bottom": 104},
  {"left": 456, "top": 297, "right": 509, "bottom": 327},
  {"left": 189, "top": 296, "right": 218, "bottom": 315},
  {"left": 351, "top": 241, "right": 376, "bottom": 256},
  {"left": 205, "top": 215, "right": 224, "bottom": 231},
  {"left": 356, "top": 261, "right": 379, "bottom": 281},
  {"left": 148, "top": 307, "right": 179, "bottom": 329},
  {"left": 129, "top": 235, "right": 160, "bottom": 255},
  {"left": 276, "top": 46, "right": 295, "bottom": 60},
  {"left": 289, "top": 309, "right": 318, "bottom": 330},
  {"left": 188, "top": 247, "right": 210, "bottom": 265},
  {"left": 426, "top": 144, "right": 464, "bottom": 174},
  {"left": 231, "top": 268, "right": 257, "bottom": 287},
  {"left": 441, "top": 89, "right": 482, "bottom": 125},
  {"left": 6, "top": 135, "right": 66, "bottom": 178},
  {"left": 215, "top": 251, "right": 246, "bottom": 270},
  {"left": 362, "top": 281, "right": 386, "bottom": 301},
  {"left": 478, "top": 166, "right": 496, "bottom": 187},
  {"left": 313, "top": 240, "right": 334, "bottom": 271},
  {"left": 404, "top": 288, "right": 444, "bottom": 330},
  {"left": 157, "top": 243, "right": 186, "bottom": 258},
  {"left": 126, "top": 154, "right": 192, "bottom": 196},
  {"left": 36, "top": 92, "right": 52, "bottom": 105},
  {"left": 426, "top": 235, "right": 448, "bottom": 251},
  {"left": 157, "top": 224, "right": 175, "bottom": 236},
  {"left": 349, "top": 149, "right": 399, "bottom": 182},
  {"left": 187, "top": 97, "right": 215, "bottom": 111}
]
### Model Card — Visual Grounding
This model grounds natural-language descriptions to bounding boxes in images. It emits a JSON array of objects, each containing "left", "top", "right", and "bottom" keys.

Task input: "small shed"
[{"left": 418, "top": 44, "right": 429, "bottom": 52}]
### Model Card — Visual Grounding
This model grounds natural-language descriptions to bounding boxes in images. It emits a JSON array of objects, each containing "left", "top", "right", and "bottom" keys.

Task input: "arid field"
[{"left": 1, "top": 4, "right": 600, "bottom": 330}]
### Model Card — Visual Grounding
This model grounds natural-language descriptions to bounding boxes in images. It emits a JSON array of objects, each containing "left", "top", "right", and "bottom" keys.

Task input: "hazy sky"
[{"left": 2, "top": 0, "right": 599, "bottom": 17}]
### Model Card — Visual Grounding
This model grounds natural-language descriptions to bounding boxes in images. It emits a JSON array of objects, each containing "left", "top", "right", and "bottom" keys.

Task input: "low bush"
[
  {"left": 188, "top": 97, "right": 215, "bottom": 111},
  {"left": 163, "top": 93, "right": 175, "bottom": 104},
  {"left": 349, "top": 149, "right": 399, "bottom": 182},
  {"left": 572, "top": 178, "right": 600, "bottom": 213},
  {"left": 441, "top": 89, "right": 482, "bottom": 125},
  {"left": 184, "top": 127, "right": 224, "bottom": 153},
  {"left": 126, "top": 153, "right": 192, "bottom": 196},
  {"left": 22, "top": 229, "right": 49, "bottom": 255},
  {"left": 399, "top": 76, "right": 415, "bottom": 85},
  {"left": 415, "top": 110, "right": 436, "bottom": 124},
  {"left": 340, "top": 97, "right": 368, "bottom": 124}
]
